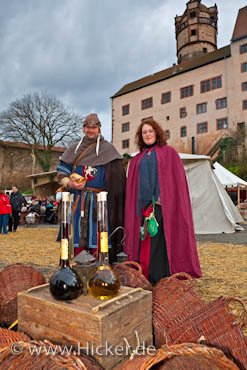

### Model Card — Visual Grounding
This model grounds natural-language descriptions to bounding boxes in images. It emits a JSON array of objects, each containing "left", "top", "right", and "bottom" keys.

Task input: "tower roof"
[{"left": 231, "top": 6, "right": 247, "bottom": 42}]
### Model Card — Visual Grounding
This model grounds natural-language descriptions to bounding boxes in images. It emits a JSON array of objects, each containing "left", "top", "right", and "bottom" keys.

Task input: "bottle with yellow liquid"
[{"left": 89, "top": 191, "right": 120, "bottom": 300}]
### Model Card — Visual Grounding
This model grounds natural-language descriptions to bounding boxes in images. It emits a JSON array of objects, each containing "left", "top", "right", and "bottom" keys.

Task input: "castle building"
[{"left": 111, "top": 1, "right": 247, "bottom": 156}]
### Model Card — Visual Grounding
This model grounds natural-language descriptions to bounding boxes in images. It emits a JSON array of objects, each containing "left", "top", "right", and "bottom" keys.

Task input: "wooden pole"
[{"left": 237, "top": 184, "right": 240, "bottom": 206}]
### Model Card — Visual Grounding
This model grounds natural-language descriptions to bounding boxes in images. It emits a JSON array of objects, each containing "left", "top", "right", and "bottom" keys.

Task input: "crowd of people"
[
  {"left": 0, "top": 187, "right": 58, "bottom": 235},
  {"left": 1, "top": 113, "right": 202, "bottom": 283},
  {"left": 25, "top": 197, "right": 58, "bottom": 225}
]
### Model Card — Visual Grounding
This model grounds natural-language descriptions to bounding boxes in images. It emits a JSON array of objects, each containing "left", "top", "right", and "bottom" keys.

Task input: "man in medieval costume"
[{"left": 57, "top": 113, "right": 126, "bottom": 261}]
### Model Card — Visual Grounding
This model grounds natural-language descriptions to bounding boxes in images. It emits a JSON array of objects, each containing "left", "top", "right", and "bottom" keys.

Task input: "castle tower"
[{"left": 175, "top": 0, "right": 218, "bottom": 63}]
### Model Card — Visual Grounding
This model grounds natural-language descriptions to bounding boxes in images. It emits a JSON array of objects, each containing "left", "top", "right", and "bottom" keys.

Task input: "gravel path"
[{"left": 196, "top": 223, "right": 247, "bottom": 245}]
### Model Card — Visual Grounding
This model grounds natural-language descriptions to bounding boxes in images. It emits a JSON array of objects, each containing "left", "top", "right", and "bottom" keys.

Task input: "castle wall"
[{"left": 0, "top": 143, "right": 64, "bottom": 191}]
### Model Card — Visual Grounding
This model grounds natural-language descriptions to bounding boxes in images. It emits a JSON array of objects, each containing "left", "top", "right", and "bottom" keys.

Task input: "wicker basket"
[
  {"left": 0, "top": 339, "right": 103, "bottom": 370},
  {"left": 0, "top": 328, "right": 30, "bottom": 348},
  {"left": 113, "top": 261, "right": 153, "bottom": 291},
  {"left": 121, "top": 343, "right": 239, "bottom": 370},
  {"left": 152, "top": 272, "right": 206, "bottom": 347},
  {"left": 165, "top": 296, "right": 247, "bottom": 370},
  {"left": 0, "top": 263, "right": 46, "bottom": 325}
]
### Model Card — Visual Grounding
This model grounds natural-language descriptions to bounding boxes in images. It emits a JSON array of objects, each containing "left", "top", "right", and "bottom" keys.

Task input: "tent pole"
[{"left": 237, "top": 185, "right": 240, "bottom": 206}]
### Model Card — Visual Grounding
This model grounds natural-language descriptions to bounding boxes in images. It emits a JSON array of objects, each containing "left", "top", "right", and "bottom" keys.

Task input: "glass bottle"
[
  {"left": 68, "top": 193, "right": 74, "bottom": 261},
  {"left": 50, "top": 192, "right": 83, "bottom": 300},
  {"left": 89, "top": 191, "right": 120, "bottom": 300}
]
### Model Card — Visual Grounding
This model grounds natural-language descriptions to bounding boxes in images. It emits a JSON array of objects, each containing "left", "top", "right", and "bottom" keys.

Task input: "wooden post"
[{"left": 237, "top": 184, "right": 240, "bottom": 206}]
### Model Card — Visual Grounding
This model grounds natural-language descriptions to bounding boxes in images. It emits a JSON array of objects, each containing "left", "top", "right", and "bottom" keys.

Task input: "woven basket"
[
  {"left": 0, "top": 263, "right": 46, "bottom": 325},
  {"left": 0, "top": 328, "right": 30, "bottom": 348},
  {"left": 113, "top": 261, "right": 153, "bottom": 291},
  {"left": 0, "top": 339, "right": 103, "bottom": 370},
  {"left": 165, "top": 296, "right": 247, "bottom": 370},
  {"left": 152, "top": 272, "right": 206, "bottom": 347},
  {"left": 121, "top": 343, "right": 239, "bottom": 370}
]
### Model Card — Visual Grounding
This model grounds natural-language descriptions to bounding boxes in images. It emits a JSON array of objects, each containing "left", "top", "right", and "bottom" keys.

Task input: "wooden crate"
[{"left": 18, "top": 284, "right": 153, "bottom": 370}]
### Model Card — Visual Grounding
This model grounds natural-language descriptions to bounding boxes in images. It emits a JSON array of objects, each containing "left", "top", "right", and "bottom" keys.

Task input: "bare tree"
[{"left": 0, "top": 92, "right": 83, "bottom": 171}]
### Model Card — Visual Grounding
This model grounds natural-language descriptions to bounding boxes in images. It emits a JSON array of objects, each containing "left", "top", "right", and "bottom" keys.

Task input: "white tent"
[
  {"left": 180, "top": 154, "right": 243, "bottom": 234},
  {"left": 213, "top": 161, "right": 247, "bottom": 206},
  {"left": 213, "top": 161, "right": 247, "bottom": 187},
  {"left": 127, "top": 153, "right": 243, "bottom": 234}
]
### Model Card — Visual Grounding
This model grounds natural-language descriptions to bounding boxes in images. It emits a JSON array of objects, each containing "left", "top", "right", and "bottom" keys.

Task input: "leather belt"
[
  {"left": 84, "top": 187, "right": 103, "bottom": 193},
  {"left": 80, "top": 187, "right": 103, "bottom": 217}
]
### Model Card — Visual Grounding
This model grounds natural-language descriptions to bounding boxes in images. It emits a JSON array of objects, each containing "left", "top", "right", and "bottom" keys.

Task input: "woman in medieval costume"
[
  {"left": 57, "top": 113, "right": 126, "bottom": 261},
  {"left": 124, "top": 118, "right": 201, "bottom": 283}
]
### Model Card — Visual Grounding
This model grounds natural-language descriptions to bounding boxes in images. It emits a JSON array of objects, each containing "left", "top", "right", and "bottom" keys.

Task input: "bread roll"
[{"left": 70, "top": 173, "right": 86, "bottom": 184}]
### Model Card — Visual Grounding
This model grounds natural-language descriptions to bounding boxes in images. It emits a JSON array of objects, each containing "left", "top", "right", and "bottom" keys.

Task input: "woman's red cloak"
[{"left": 124, "top": 145, "right": 202, "bottom": 278}]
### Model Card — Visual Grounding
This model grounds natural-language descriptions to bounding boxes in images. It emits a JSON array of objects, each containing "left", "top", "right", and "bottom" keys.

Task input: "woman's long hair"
[{"left": 135, "top": 118, "right": 167, "bottom": 151}]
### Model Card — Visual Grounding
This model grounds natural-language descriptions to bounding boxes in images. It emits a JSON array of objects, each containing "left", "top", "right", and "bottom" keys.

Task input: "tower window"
[
  {"left": 180, "top": 22, "right": 186, "bottom": 30},
  {"left": 217, "top": 118, "right": 228, "bottom": 130},
  {"left": 190, "top": 11, "right": 196, "bottom": 18},
  {"left": 203, "top": 47, "right": 207, "bottom": 53},
  {"left": 180, "top": 107, "right": 187, "bottom": 118},
  {"left": 180, "top": 85, "right": 194, "bottom": 99},
  {"left": 196, "top": 102, "right": 207, "bottom": 114},
  {"left": 161, "top": 91, "right": 171, "bottom": 104},
  {"left": 191, "top": 29, "right": 197, "bottom": 36},
  {"left": 243, "top": 100, "right": 247, "bottom": 110},
  {"left": 122, "top": 139, "right": 129, "bottom": 149},
  {"left": 201, "top": 76, "right": 222, "bottom": 93},
  {"left": 210, "top": 16, "right": 215, "bottom": 25},
  {"left": 240, "top": 44, "right": 247, "bottom": 54},
  {"left": 212, "top": 76, "right": 222, "bottom": 89},
  {"left": 180, "top": 126, "right": 187, "bottom": 137},
  {"left": 216, "top": 97, "right": 227, "bottom": 109},
  {"left": 141, "top": 97, "right": 153, "bottom": 110},
  {"left": 122, "top": 104, "right": 129, "bottom": 115},
  {"left": 122, "top": 122, "right": 129, "bottom": 132},
  {"left": 241, "top": 62, "right": 247, "bottom": 73},
  {"left": 242, "top": 82, "right": 247, "bottom": 91},
  {"left": 197, "top": 122, "right": 208, "bottom": 134},
  {"left": 238, "top": 122, "right": 245, "bottom": 130}
]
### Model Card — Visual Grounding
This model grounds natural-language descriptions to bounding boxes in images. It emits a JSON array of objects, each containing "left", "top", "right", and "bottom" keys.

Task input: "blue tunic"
[{"left": 57, "top": 161, "right": 109, "bottom": 249}]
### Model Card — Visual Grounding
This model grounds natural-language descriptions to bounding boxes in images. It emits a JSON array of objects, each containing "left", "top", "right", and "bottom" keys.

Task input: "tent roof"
[
  {"left": 213, "top": 161, "right": 247, "bottom": 187},
  {"left": 179, "top": 153, "right": 210, "bottom": 161}
]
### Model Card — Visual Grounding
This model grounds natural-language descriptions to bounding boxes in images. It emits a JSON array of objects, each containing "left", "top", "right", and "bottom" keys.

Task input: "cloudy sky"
[{"left": 0, "top": 0, "right": 246, "bottom": 140}]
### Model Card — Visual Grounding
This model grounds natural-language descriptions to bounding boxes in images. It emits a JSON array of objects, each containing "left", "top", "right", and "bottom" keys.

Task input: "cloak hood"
[{"left": 60, "top": 135, "right": 122, "bottom": 166}]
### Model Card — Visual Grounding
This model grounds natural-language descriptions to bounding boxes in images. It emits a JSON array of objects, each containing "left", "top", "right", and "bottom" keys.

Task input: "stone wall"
[{"left": 0, "top": 142, "right": 64, "bottom": 191}]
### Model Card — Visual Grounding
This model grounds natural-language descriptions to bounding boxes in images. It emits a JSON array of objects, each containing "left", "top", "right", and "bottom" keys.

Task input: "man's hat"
[{"left": 83, "top": 113, "right": 101, "bottom": 127}]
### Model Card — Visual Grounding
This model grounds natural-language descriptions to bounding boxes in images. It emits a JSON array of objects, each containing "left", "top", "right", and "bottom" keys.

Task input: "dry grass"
[
  {"left": 196, "top": 242, "right": 247, "bottom": 306},
  {"left": 0, "top": 228, "right": 246, "bottom": 302},
  {"left": 0, "top": 227, "right": 246, "bottom": 333},
  {"left": 0, "top": 227, "right": 60, "bottom": 279}
]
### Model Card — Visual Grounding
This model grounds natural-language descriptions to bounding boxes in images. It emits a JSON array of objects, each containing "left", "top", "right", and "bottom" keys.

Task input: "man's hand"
[{"left": 67, "top": 179, "right": 86, "bottom": 191}]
